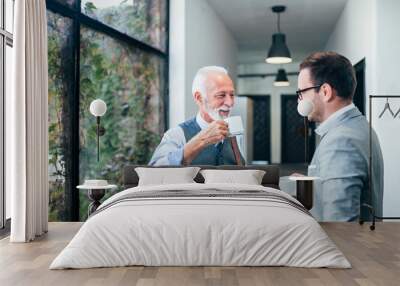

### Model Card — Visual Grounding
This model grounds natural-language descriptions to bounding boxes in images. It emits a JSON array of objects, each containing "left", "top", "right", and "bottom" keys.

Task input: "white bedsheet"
[{"left": 50, "top": 183, "right": 351, "bottom": 269}]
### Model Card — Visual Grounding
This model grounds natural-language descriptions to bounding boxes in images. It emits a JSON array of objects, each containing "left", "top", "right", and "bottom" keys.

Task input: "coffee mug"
[{"left": 224, "top": 116, "right": 244, "bottom": 136}]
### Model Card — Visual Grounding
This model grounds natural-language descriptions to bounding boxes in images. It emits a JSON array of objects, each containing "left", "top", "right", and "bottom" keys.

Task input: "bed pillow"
[
  {"left": 135, "top": 167, "right": 200, "bottom": 186},
  {"left": 200, "top": 169, "right": 266, "bottom": 185}
]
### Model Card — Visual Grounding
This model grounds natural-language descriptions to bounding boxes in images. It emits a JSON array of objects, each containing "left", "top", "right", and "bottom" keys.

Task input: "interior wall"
[
  {"left": 168, "top": 0, "right": 187, "bottom": 128},
  {"left": 237, "top": 62, "right": 299, "bottom": 164},
  {"left": 324, "top": 0, "right": 377, "bottom": 106},
  {"left": 373, "top": 0, "right": 400, "bottom": 217},
  {"left": 324, "top": 0, "right": 400, "bottom": 217}
]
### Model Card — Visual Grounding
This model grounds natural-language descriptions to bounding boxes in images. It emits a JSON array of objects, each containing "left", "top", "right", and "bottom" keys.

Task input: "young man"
[{"left": 297, "top": 51, "right": 384, "bottom": 221}]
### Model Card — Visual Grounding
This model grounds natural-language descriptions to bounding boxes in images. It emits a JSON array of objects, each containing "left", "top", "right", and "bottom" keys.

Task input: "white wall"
[
  {"left": 325, "top": 0, "right": 377, "bottom": 104},
  {"left": 170, "top": 0, "right": 239, "bottom": 122},
  {"left": 238, "top": 62, "right": 299, "bottom": 163},
  {"left": 373, "top": 0, "right": 400, "bottom": 217},
  {"left": 168, "top": 0, "right": 187, "bottom": 128},
  {"left": 325, "top": 0, "right": 400, "bottom": 217},
  {"left": 169, "top": 0, "right": 247, "bottom": 158}
]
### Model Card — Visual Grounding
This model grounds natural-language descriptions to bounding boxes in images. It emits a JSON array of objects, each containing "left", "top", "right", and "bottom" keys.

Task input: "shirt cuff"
[{"left": 167, "top": 146, "right": 184, "bottom": 165}]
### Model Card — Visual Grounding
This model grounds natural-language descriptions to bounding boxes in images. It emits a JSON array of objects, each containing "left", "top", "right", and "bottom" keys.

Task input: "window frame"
[{"left": 46, "top": 0, "right": 169, "bottom": 221}]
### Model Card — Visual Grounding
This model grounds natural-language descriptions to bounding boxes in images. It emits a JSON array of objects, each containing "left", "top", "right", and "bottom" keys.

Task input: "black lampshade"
[
  {"left": 274, "top": 69, "right": 290, "bottom": 86},
  {"left": 266, "top": 5, "right": 292, "bottom": 64},
  {"left": 266, "top": 33, "right": 292, "bottom": 64}
]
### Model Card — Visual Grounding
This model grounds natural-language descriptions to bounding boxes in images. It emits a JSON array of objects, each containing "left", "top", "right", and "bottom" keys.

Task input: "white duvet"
[{"left": 50, "top": 183, "right": 351, "bottom": 269}]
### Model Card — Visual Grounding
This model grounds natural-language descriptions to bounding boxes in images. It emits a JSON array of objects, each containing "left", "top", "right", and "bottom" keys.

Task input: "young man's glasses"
[{"left": 296, "top": 84, "right": 323, "bottom": 100}]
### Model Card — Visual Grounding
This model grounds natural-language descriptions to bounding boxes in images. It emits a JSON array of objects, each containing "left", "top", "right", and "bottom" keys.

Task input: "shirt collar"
[
  {"left": 315, "top": 103, "right": 356, "bottom": 136},
  {"left": 196, "top": 113, "right": 210, "bottom": 130}
]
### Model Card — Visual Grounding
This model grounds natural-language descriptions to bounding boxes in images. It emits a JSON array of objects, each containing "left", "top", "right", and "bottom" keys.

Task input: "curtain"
[{"left": 8, "top": 0, "right": 49, "bottom": 242}]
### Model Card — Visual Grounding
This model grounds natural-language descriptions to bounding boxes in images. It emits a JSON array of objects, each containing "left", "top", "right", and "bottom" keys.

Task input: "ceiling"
[{"left": 206, "top": 0, "right": 348, "bottom": 63}]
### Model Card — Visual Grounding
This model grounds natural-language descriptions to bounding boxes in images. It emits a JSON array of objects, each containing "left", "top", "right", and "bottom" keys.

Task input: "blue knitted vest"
[{"left": 179, "top": 117, "right": 245, "bottom": 165}]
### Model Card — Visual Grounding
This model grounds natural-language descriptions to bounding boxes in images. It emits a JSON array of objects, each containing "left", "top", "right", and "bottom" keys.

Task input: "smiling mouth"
[{"left": 218, "top": 110, "right": 230, "bottom": 118}]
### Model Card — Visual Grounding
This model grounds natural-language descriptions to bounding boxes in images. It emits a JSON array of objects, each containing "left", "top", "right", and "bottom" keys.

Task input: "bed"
[{"left": 50, "top": 165, "right": 350, "bottom": 269}]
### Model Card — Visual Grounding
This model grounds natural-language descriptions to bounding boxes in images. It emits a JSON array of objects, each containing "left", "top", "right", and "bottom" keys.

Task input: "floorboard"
[{"left": 1, "top": 222, "right": 399, "bottom": 286}]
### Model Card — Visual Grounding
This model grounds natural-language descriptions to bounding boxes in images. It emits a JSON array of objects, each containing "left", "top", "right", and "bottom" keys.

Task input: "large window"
[
  {"left": 82, "top": 0, "right": 166, "bottom": 51},
  {"left": 47, "top": 0, "right": 168, "bottom": 221},
  {"left": 1, "top": 0, "right": 14, "bottom": 230}
]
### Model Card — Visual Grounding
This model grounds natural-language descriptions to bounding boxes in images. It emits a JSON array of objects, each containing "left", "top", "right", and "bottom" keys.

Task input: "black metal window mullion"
[{"left": 46, "top": 0, "right": 169, "bottom": 221}]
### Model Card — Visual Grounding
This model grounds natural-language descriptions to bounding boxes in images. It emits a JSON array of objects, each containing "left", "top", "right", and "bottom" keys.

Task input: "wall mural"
[{"left": 46, "top": 1, "right": 387, "bottom": 224}]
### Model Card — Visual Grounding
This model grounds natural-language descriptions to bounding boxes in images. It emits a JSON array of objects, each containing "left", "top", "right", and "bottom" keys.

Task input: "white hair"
[{"left": 192, "top": 66, "right": 228, "bottom": 98}]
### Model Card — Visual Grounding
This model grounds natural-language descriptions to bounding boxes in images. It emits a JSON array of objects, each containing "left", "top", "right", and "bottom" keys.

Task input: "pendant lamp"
[
  {"left": 266, "top": 5, "right": 292, "bottom": 64},
  {"left": 274, "top": 68, "right": 290, "bottom": 86}
]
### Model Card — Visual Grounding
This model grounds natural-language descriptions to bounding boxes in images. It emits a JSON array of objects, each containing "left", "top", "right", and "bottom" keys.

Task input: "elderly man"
[
  {"left": 296, "top": 51, "right": 384, "bottom": 222},
  {"left": 149, "top": 66, "right": 245, "bottom": 166}
]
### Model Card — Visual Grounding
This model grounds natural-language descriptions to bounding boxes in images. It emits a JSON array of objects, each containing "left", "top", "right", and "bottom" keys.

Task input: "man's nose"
[{"left": 224, "top": 95, "right": 234, "bottom": 107}]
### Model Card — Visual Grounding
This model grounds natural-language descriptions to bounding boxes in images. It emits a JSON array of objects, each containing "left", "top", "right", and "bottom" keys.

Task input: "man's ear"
[
  {"left": 321, "top": 83, "right": 334, "bottom": 102},
  {"left": 194, "top": 91, "right": 203, "bottom": 106}
]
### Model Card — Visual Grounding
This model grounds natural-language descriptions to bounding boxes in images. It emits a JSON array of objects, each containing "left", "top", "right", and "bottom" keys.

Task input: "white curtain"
[{"left": 8, "top": 0, "right": 49, "bottom": 242}]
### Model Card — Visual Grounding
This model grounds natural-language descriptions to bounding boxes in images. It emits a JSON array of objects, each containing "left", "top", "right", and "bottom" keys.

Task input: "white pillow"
[
  {"left": 200, "top": 169, "right": 266, "bottom": 185},
  {"left": 135, "top": 167, "right": 200, "bottom": 186}
]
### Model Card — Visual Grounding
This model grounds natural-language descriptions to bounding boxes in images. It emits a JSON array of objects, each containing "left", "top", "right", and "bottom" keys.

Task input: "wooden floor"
[{"left": 0, "top": 222, "right": 399, "bottom": 286}]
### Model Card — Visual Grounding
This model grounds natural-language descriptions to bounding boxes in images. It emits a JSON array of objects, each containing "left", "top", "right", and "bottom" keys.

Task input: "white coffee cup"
[{"left": 224, "top": 116, "right": 244, "bottom": 136}]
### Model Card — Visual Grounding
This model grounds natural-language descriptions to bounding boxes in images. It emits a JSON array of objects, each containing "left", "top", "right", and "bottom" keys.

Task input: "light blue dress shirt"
[
  {"left": 308, "top": 105, "right": 384, "bottom": 222},
  {"left": 149, "top": 113, "right": 244, "bottom": 166}
]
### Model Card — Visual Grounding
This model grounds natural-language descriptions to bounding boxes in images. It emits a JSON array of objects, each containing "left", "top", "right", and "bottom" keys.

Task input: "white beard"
[{"left": 204, "top": 101, "right": 231, "bottom": 121}]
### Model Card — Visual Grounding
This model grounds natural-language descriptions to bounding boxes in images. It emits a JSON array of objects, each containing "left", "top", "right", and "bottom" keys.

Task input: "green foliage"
[
  {"left": 84, "top": 1, "right": 97, "bottom": 15},
  {"left": 81, "top": 0, "right": 165, "bottom": 51},
  {"left": 47, "top": 3, "right": 166, "bottom": 221},
  {"left": 47, "top": 11, "right": 72, "bottom": 221},
  {"left": 48, "top": 182, "right": 65, "bottom": 221}
]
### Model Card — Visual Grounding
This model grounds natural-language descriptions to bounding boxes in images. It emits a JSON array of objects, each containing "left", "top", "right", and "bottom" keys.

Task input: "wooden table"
[{"left": 0, "top": 222, "right": 399, "bottom": 286}]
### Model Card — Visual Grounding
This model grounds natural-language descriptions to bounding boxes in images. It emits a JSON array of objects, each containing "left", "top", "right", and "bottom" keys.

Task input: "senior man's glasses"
[{"left": 296, "top": 84, "right": 322, "bottom": 100}]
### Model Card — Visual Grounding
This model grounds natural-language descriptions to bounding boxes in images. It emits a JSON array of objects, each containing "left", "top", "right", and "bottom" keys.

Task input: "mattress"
[{"left": 50, "top": 183, "right": 351, "bottom": 269}]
